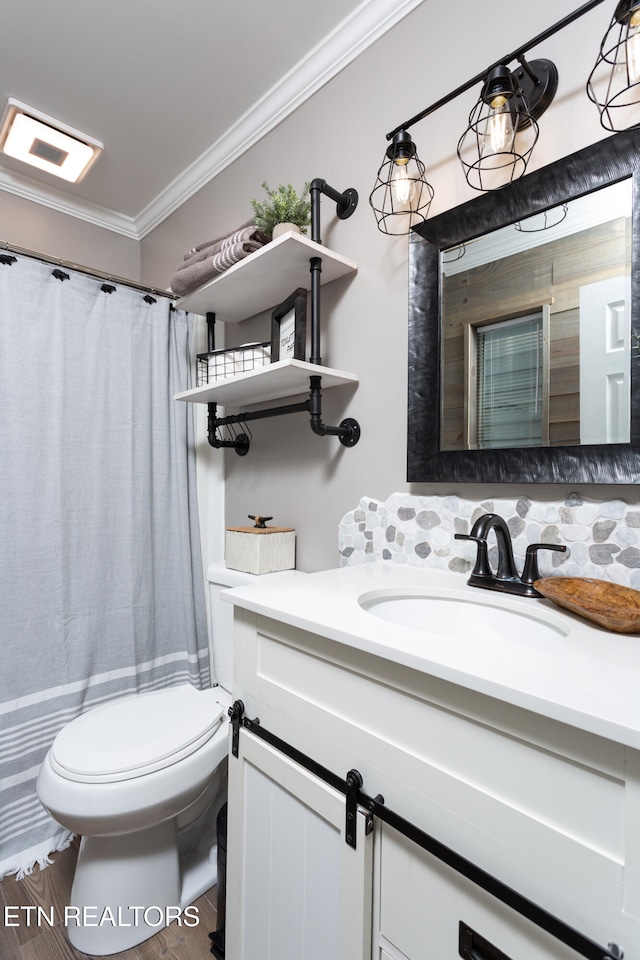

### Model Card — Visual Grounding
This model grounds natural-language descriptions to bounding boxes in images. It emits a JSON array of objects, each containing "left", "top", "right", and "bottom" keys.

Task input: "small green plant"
[{"left": 250, "top": 181, "right": 311, "bottom": 237}]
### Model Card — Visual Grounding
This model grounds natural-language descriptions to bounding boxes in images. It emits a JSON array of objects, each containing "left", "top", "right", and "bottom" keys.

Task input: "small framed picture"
[{"left": 271, "top": 288, "right": 307, "bottom": 362}]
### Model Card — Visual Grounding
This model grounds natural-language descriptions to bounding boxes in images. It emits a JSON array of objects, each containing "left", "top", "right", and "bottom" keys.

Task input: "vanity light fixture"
[
  {"left": 587, "top": 0, "right": 640, "bottom": 129},
  {"left": 457, "top": 59, "right": 558, "bottom": 192},
  {"left": 369, "top": 130, "right": 434, "bottom": 235},
  {"left": 370, "top": 0, "right": 612, "bottom": 234},
  {"left": 0, "top": 98, "right": 103, "bottom": 183}
]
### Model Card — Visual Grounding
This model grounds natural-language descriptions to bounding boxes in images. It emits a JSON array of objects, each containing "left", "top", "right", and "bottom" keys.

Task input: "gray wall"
[
  {"left": 0, "top": 191, "right": 140, "bottom": 279},
  {"left": 2, "top": 0, "right": 624, "bottom": 575},
  {"left": 141, "top": 0, "right": 631, "bottom": 572}
]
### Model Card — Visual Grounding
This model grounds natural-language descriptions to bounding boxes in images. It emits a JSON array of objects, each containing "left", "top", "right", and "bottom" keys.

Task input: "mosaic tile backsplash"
[{"left": 339, "top": 492, "right": 640, "bottom": 589}]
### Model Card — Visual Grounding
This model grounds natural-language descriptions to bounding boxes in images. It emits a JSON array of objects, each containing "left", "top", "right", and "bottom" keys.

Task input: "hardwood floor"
[{"left": 0, "top": 840, "right": 218, "bottom": 959}]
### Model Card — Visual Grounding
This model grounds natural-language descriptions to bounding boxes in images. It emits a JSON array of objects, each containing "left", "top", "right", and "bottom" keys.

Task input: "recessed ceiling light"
[{"left": 0, "top": 98, "right": 103, "bottom": 183}]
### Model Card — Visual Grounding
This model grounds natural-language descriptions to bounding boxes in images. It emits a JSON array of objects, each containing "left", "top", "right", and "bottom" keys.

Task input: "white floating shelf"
[
  {"left": 174, "top": 232, "right": 357, "bottom": 322},
  {"left": 174, "top": 359, "right": 358, "bottom": 407}
]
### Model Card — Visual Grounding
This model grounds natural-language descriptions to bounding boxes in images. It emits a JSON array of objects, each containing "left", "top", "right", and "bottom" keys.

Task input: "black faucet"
[{"left": 455, "top": 513, "right": 567, "bottom": 598}]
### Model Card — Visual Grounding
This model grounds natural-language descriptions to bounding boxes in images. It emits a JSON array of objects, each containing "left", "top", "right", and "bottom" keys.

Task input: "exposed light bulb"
[
  {"left": 390, "top": 158, "right": 416, "bottom": 208},
  {"left": 481, "top": 94, "right": 515, "bottom": 156},
  {"left": 627, "top": 10, "right": 640, "bottom": 84}
]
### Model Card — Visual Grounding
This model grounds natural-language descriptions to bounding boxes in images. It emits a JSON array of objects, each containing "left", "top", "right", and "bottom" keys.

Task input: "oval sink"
[{"left": 358, "top": 587, "right": 569, "bottom": 642}]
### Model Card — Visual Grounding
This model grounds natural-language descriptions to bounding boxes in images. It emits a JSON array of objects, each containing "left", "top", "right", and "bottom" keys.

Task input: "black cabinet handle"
[{"left": 459, "top": 922, "right": 513, "bottom": 960}]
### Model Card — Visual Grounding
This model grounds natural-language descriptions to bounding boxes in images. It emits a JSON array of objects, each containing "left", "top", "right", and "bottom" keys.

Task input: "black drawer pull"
[{"left": 459, "top": 922, "right": 513, "bottom": 960}]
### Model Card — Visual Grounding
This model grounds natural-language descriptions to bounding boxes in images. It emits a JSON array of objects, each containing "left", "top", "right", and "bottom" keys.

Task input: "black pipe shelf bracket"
[{"left": 203, "top": 178, "right": 361, "bottom": 456}]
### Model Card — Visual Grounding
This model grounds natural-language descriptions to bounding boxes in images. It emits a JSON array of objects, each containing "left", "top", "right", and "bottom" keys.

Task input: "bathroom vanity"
[{"left": 223, "top": 563, "right": 640, "bottom": 959}]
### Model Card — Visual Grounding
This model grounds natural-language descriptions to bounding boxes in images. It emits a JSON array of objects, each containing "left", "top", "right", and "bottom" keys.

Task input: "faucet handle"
[
  {"left": 454, "top": 533, "right": 491, "bottom": 577},
  {"left": 521, "top": 543, "right": 568, "bottom": 586}
]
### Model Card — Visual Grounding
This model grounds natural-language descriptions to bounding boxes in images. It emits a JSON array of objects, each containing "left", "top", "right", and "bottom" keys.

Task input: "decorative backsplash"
[{"left": 339, "top": 492, "right": 640, "bottom": 589}]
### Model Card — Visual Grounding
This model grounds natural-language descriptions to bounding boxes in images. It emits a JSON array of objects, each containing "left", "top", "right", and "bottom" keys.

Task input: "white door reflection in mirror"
[{"left": 580, "top": 276, "right": 631, "bottom": 444}]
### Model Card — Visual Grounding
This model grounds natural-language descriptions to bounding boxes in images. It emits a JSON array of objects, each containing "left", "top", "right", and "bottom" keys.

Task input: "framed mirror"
[{"left": 407, "top": 129, "right": 640, "bottom": 483}]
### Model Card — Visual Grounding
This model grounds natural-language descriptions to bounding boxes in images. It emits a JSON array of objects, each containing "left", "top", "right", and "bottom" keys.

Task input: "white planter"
[{"left": 272, "top": 222, "right": 302, "bottom": 240}]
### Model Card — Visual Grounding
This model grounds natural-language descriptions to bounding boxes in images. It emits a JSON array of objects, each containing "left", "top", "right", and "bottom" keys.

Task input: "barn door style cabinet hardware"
[
  {"left": 227, "top": 701, "right": 623, "bottom": 960},
  {"left": 174, "top": 179, "right": 360, "bottom": 456}
]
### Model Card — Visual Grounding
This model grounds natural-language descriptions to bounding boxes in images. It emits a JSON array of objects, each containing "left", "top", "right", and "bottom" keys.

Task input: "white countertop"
[{"left": 224, "top": 561, "right": 640, "bottom": 749}]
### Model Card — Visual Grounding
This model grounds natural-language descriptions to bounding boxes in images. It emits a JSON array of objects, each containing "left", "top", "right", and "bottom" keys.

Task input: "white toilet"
[{"left": 36, "top": 563, "right": 255, "bottom": 956}]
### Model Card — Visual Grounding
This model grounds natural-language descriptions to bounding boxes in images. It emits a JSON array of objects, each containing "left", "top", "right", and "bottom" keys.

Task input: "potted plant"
[{"left": 250, "top": 181, "right": 311, "bottom": 240}]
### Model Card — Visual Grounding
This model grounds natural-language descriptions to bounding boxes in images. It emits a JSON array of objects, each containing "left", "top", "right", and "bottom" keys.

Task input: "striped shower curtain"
[{"left": 0, "top": 254, "right": 209, "bottom": 878}]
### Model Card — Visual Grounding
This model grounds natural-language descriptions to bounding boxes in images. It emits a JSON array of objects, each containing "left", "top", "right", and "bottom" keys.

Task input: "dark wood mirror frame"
[{"left": 407, "top": 129, "right": 640, "bottom": 484}]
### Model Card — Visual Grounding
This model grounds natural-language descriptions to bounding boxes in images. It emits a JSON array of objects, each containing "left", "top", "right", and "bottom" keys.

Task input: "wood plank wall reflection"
[{"left": 441, "top": 217, "right": 630, "bottom": 450}]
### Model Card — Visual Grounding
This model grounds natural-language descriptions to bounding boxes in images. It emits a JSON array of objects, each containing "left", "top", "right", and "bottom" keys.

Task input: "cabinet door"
[
  {"left": 226, "top": 728, "right": 373, "bottom": 960},
  {"left": 379, "top": 825, "right": 588, "bottom": 960}
]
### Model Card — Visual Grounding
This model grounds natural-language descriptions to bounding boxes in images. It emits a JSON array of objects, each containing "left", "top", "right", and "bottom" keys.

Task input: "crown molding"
[
  {"left": 136, "top": 0, "right": 425, "bottom": 237},
  {"left": 0, "top": 0, "right": 425, "bottom": 242},
  {"left": 0, "top": 167, "right": 139, "bottom": 239}
]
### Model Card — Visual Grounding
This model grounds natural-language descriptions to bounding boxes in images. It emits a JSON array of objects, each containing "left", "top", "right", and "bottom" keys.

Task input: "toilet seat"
[{"left": 50, "top": 685, "right": 226, "bottom": 783}]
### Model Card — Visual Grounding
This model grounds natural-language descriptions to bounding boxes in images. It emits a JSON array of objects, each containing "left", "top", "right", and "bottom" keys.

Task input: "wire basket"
[{"left": 197, "top": 341, "right": 271, "bottom": 386}]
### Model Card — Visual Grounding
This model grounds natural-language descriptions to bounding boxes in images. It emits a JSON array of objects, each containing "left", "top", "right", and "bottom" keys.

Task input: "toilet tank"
[{"left": 206, "top": 562, "right": 257, "bottom": 692}]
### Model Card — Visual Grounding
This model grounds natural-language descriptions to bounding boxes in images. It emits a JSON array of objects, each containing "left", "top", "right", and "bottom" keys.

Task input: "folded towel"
[
  {"left": 169, "top": 227, "right": 269, "bottom": 297},
  {"left": 178, "top": 224, "right": 268, "bottom": 271},
  {"left": 183, "top": 219, "right": 256, "bottom": 260}
]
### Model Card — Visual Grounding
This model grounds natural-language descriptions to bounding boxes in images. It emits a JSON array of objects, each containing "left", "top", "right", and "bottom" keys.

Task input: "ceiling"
[{"left": 0, "top": 0, "right": 422, "bottom": 240}]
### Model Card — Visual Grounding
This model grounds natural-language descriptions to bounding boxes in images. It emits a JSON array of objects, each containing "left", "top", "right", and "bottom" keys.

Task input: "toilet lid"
[{"left": 51, "top": 685, "right": 226, "bottom": 782}]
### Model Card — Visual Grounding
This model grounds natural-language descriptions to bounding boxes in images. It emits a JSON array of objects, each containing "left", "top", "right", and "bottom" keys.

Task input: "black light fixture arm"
[
  {"left": 386, "top": 0, "right": 607, "bottom": 141},
  {"left": 518, "top": 54, "right": 542, "bottom": 86}
]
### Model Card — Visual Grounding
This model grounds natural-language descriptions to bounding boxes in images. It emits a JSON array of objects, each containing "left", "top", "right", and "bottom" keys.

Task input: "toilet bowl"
[
  {"left": 37, "top": 683, "right": 231, "bottom": 955},
  {"left": 36, "top": 562, "right": 299, "bottom": 955}
]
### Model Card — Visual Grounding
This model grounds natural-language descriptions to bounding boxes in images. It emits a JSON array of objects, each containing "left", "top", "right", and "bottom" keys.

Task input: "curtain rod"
[{"left": 0, "top": 240, "right": 175, "bottom": 300}]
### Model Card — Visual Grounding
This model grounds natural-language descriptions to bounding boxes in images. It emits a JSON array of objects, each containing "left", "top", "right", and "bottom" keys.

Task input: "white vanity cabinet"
[{"left": 224, "top": 565, "right": 640, "bottom": 960}]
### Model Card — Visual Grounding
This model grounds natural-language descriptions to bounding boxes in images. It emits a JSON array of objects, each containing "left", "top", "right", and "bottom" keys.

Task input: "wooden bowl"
[{"left": 534, "top": 577, "right": 640, "bottom": 633}]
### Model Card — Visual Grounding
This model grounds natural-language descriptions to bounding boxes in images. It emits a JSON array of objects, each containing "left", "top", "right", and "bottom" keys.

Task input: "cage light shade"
[
  {"left": 0, "top": 98, "right": 103, "bottom": 183},
  {"left": 587, "top": 0, "right": 640, "bottom": 130},
  {"left": 457, "top": 66, "right": 540, "bottom": 192},
  {"left": 369, "top": 131, "right": 434, "bottom": 235}
]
